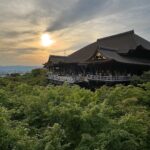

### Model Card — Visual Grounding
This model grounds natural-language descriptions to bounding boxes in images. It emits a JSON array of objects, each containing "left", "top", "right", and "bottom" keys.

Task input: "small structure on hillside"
[{"left": 44, "top": 30, "right": 150, "bottom": 87}]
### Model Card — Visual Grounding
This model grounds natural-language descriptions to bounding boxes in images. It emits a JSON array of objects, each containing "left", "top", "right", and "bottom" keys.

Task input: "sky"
[{"left": 0, "top": 0, "right": 150, "bottom": 66}]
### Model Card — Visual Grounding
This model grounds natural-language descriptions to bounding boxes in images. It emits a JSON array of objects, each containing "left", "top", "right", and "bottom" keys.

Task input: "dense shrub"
[{"left": 0, "top": 76, "right": 150, "bottom": 149}]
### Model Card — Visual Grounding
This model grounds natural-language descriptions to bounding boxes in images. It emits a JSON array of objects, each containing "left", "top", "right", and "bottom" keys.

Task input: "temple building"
[{"left": 44, "top": 30, "right": 150, "bottom": 86}]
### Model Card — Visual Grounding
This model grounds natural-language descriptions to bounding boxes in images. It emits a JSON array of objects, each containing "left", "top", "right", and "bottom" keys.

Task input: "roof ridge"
[
  {"left": 50, "top": 55, "right": 66, "bottom": 57},
  {"left": 100, "top": 47, "right": 118, "bottom": 52},
  {"left": 135, "top": 34, "right": 150, "bottom": 43},
  {"left": 68, "top": 41, "right": 97, "bottom": 57},
  {"left": 98, "top": 30, "right": 134, "bottom": 41},
  {"left": 131, "top": 32, "right": 138, "bottom": 48}
]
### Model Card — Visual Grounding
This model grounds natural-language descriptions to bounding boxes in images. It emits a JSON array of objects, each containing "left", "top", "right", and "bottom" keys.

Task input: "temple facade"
[{"left": 44, "top": 30, "right": 150, "bottom": 86}]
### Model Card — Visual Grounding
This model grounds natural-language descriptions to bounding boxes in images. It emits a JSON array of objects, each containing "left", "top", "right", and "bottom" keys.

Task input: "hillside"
[
  {"left": 0, "top": 66, "right": 41, "bottom": 75},
  {"left": 0, "top": 70, "right": 150, "bottom": 150}
]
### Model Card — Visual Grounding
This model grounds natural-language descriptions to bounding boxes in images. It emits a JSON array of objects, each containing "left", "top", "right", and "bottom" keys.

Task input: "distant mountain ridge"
[{"left": 0, "top": 66, "right": 41, "bottom": 75}]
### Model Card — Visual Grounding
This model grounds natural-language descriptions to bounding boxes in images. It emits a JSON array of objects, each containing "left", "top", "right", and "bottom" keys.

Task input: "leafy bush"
[
  {"left": 131, "top": 71, "right": 150, "bottom": 85},
  {"left": 0, "top": 76, "right": 150, "bottom": 149}
]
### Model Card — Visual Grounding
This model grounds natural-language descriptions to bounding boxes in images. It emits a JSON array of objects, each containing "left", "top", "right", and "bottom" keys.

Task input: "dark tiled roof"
[
  {"left": 100, "top": 48, "right": 150, "bottom": 66},
  {"left": 134, "top": 34, "right": 150, "bottom": 50},
  {"left": 98, "top": 30, "right": 136, "bottom": 53},
  {"left": 48, "top": 55, "right": 68, "bottom": 64},
  {"left": 98, "top": 30, "right": 150, "bottom": 53},
  {"left": 67, "top": 42, "right": 98, "bottom": 63},
  {"left": 45, "top": 30, "right": 150, "bottom": 66}
]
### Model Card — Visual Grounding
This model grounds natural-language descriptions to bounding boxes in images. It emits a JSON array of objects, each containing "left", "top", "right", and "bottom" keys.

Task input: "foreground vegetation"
[{"left": 0, "top": 69, "right": 150, "bottom": 150}]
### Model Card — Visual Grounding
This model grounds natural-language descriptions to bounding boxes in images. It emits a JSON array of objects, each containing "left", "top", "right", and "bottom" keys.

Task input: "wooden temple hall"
[{"left": 44, "top": 30, "right": 150, "bottom": 86}]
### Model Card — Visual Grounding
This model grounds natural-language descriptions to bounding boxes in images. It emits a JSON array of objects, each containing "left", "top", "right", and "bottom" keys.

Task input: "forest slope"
[{"left": 0, "top": 70, "right": 150, "bottom": 150}]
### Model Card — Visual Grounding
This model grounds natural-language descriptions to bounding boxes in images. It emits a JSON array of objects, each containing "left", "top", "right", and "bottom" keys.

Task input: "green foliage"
[
  {"left": 131, "top": 71, "right": 150, "bottom": 85},
  {"left": 0, "top": 68, "right": 48, "bottom": 86},
  {"left": 141, "top": 71, "right": 150, "bottom": 81},
  {"left": 39, "top": 123, "right": 70, "bottom": 150},
  {"left": 0, "top": 74, "right": 150, "bottom": 149}
]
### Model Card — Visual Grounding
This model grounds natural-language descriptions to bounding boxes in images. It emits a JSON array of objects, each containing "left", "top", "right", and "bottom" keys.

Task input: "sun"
[{"left": 41, "top": 33, "right": 54, "bottom": 47}]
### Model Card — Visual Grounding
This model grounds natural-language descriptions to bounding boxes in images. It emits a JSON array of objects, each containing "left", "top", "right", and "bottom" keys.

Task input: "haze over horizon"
[{"left": 0, "top": 0, "right": 150, "bottom": 66}]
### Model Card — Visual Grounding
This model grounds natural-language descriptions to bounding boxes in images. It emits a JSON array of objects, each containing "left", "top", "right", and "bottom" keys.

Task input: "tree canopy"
[{"left": 0, "top": 70, "right": 150, "bottom": 150}]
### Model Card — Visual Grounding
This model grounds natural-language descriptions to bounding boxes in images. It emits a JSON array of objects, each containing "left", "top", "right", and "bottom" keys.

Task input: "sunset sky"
[{"left": 0, "top": 0, "right": 150, "bottom": 66}]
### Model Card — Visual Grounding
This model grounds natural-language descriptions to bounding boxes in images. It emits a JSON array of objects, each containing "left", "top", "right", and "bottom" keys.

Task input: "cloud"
[
  {"left": 0, "top": 0, "right": 150, "bottom": 65},
  {"left": 0, "top": 47, "right": 39, "bottom": 54},
  {"left": 46, "top": 0, "right": 150, "bottom": 32},
  {"left": 15, "top": 47, "right": 40, "bottom": 54},
  {"left": 46, "top": 0, "right": 111, "bottom": 32},
  {"left": 0, "top": 30, "right": 38, "bottom": 39}
]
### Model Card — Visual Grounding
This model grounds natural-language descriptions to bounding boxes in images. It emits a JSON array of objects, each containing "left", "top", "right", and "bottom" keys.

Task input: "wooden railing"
[
  {"left": 48, "top": 74, "right": 131, "bottom": 83},
  {"left": 48, "top": 74, "right": 76, "bottom": 83},
  {"left": 87, "top": 75, "right": 131, "bottom": 82}
]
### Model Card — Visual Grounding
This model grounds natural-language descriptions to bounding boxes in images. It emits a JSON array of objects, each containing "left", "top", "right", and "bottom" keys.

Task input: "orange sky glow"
[{"left": 0, "top": 0, "right": 150, "bottom": 66}]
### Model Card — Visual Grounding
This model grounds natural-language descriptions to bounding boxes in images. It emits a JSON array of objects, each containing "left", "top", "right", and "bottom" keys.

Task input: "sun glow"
[{"left": 41, "top": 33, "right": 54, "bottom": 47}]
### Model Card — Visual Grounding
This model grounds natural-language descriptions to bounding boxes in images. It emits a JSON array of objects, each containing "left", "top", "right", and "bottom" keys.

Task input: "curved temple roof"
[
  {"left": 45, "top": 30, "right": 150, "bottom": 67},
  {"left": 100, "top": 47, "right": 150, "bottom": 66}
]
